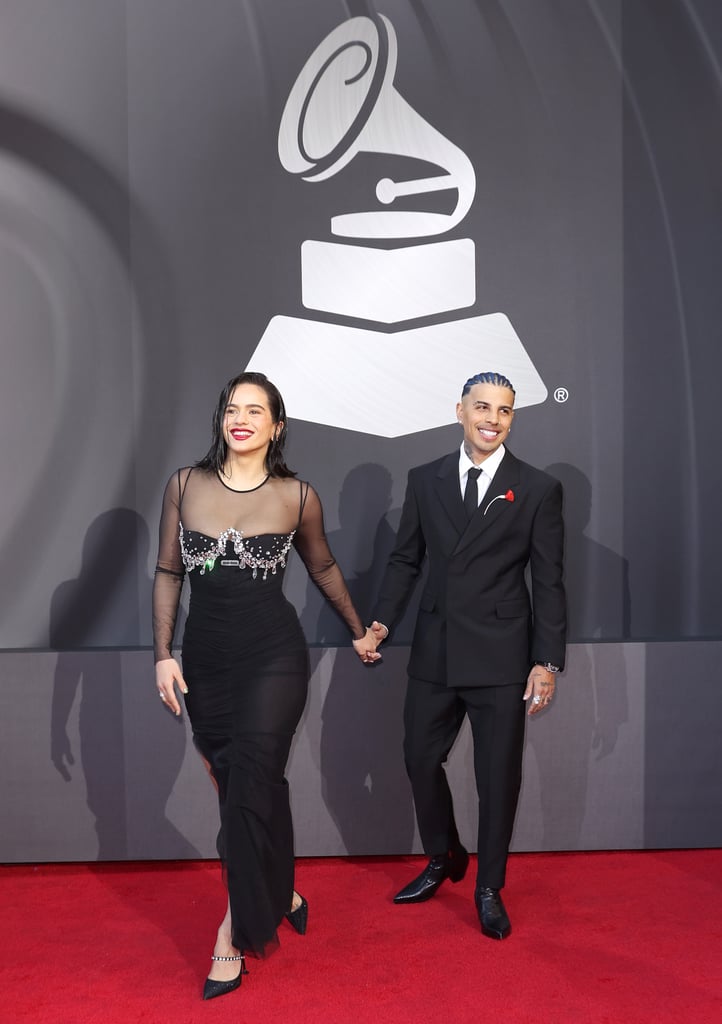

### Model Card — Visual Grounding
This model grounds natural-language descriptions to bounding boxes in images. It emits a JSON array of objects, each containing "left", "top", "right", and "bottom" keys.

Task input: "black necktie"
[{"left": 464, "top": 467, "right": 481, "bottom": 520}]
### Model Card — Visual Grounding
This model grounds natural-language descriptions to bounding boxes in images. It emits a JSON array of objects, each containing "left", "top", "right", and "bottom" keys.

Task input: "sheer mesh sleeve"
[
  {"left": 293, "top": 483, "right": 365, "bottom": 641},
  {"left": 152, "top": 470, "right": 186, "bottom": 662}
]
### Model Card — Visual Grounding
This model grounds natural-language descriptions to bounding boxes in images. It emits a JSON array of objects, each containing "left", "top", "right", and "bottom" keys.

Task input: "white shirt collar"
[{"left": 458, "top": 442, "right": 506, "bottom": 483}]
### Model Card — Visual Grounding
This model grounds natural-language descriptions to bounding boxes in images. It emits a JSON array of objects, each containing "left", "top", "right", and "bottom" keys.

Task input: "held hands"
[
  {"left": 352, "top": 624, "right": 386, "bottom": 665},
  {"left": 155, "top": 657, "right": 189, "bottom": 716},
  {"left": 523, "top": 665, "right": 556, "bottom": 716}
]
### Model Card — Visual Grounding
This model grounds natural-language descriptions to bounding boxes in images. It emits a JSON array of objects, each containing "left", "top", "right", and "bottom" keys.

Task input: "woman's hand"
[
  {"left": 155, "top": 658, "right": 189, "bottom": 716},
  {"left": 352, "top": 626, "right": 382, "bottom": 665}
]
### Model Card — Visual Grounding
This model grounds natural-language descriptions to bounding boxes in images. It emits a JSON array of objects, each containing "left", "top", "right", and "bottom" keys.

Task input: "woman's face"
[{"left": 223, "top": 383, "right": 280, "bottom": 460}]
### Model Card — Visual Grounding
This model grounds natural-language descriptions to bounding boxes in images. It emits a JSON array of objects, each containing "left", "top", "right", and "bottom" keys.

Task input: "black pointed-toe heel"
[
  {"left": 285, "top": 894, "right": 308, "bottom": 935},
  {"left": 202, "top": 953, "right": 248, "bottom": 1001}
]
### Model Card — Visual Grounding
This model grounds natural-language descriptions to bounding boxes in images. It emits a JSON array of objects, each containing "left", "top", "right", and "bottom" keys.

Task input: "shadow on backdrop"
[
  {"left": 0, "top": 101, "right": 180, "bottom": 642},
  {"left": 524, "top": 464, "right": 630, "bottom": 847},
  {"left": 302, "top": 464, "right": 416, "bottom": 853},
  {"left": 50, "top": 508, "right": 196, "bottom": 859}
]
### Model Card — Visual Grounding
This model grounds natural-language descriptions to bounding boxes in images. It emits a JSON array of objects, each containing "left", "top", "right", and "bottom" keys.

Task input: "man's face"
[{"left": 456, "top": 382, "right": 515, "bottom": 463}]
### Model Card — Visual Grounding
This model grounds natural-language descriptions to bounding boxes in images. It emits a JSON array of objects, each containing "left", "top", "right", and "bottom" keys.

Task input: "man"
[{"left": 371, "top": 371, "right": 566, "bottom": 939}]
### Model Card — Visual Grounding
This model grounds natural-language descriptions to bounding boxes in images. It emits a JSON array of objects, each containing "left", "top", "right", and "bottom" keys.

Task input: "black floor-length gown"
[{"left": 153, "top": 467, "right": 365, "bottom": 956}]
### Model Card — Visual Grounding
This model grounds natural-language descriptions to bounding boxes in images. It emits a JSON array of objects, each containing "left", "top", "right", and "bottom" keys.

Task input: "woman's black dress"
[{"left": 152, "top": 468, "right": 365, "bottom": 956}]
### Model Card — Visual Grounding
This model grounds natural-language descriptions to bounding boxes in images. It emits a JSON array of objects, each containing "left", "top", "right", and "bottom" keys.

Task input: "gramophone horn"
[{"left": 278, "top": 14, "right": 476, "bottom": 239}]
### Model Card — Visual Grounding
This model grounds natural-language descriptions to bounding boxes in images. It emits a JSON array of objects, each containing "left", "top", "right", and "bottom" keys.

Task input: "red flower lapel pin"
[{"left": 483, "top": 489, "right": 515, "bottom": 516}]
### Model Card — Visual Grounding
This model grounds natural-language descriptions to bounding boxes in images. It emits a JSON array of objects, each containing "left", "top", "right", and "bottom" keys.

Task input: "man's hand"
[
  {"left": 523, "top": 665, "right": 556, "bottom": 716},
  {"left": 370, "top": 621, "right": 389, "bottom": 644}
]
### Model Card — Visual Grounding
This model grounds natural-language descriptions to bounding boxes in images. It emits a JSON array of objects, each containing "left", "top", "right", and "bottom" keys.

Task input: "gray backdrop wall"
[{"left": 1, "top": 0, "right": 720, "bottom": 863}]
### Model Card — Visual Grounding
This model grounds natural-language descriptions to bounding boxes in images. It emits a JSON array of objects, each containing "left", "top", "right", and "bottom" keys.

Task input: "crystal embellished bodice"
[
  {"left": 180, "top": 525, "right": 295, "bottom": 580},
  {"left": 152, "top": 466, "right": 366, "bottom": 661}
]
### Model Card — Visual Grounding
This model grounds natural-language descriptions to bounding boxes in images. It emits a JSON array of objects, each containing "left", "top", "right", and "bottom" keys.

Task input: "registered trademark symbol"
[{"left": 553, "top": 387, "right": 569, "bottom": 403}]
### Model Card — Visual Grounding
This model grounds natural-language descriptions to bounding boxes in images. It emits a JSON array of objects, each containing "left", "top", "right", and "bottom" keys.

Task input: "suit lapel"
[{"left": 433, "top": 452, "right": 467, "bottom": 537}]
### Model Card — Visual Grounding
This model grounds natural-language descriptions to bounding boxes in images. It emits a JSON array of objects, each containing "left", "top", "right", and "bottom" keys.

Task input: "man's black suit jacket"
[{"left": 375, "top": 448, "right": 566, "bottom": 688}]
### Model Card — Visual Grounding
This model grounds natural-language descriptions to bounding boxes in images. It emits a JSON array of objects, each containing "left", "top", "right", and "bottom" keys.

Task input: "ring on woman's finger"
[
  {"left": 532, "top": 695, "right": 541, "bottom": 705},
  {"left": 159, "top": 691, "right": 166, "bottom": 701}
]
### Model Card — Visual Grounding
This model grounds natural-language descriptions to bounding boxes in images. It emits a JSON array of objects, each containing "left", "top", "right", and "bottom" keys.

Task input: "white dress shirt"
[{"left": 458, "top": 443, "right": 506, "bottom": 509}]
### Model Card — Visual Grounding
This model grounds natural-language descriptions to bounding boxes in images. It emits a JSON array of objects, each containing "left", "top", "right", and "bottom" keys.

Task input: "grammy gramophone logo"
[{"left": 246, "top": 13, "right": 547, "bottom": 437}]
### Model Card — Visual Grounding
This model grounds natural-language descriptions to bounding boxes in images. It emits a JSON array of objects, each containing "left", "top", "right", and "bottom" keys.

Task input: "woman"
[{"left": 153, "top": 371, "right": 378, "bottom": 999}]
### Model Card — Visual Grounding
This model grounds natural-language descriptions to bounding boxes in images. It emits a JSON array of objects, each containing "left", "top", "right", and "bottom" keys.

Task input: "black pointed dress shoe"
[
  {"left": 393, "top": 845, "right": 469, "bottom": 904},
  {"left": 475, "top": 887, "right": 511, "bottom": 939}
]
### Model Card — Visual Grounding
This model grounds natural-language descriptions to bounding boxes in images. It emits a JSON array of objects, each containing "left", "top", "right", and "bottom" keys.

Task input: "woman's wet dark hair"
[{"left": 196, "top": 371, "right": 296, "bottom": 478}]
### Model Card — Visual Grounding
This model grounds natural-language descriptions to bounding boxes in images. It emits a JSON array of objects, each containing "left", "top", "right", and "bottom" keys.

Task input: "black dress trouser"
[{"left": 403, "top": 676, "right": 527, "bottom": 890}]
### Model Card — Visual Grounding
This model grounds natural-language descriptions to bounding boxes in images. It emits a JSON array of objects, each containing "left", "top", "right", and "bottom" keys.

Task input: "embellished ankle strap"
[{"left": 211, "top": 954, "right": 243, "bottom": 962}]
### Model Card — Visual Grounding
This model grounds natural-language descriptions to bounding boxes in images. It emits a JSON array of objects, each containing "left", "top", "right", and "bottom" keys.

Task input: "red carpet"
[{"left": 2, "top": 851, "right": 721, "bottom": 1023}]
